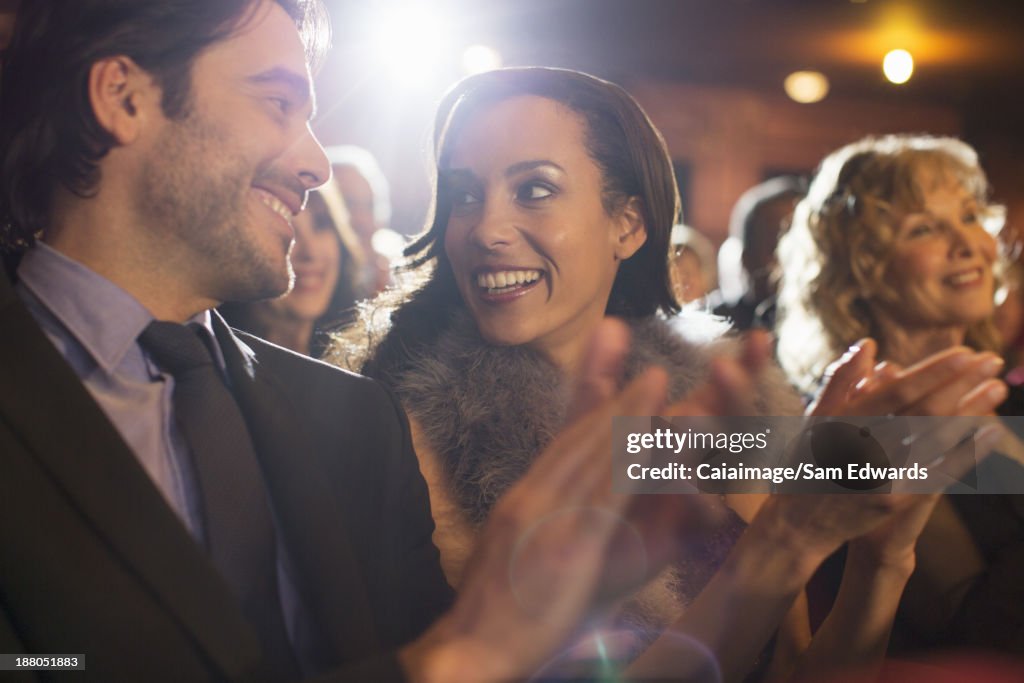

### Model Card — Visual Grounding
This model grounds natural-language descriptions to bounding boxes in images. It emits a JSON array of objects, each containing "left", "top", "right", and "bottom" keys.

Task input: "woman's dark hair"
[
  {"left": 340, "top": 67, "right": 680, "bottom": 382},
  {"left": 0, "top": 0, "right": 328, "bottom": 251}
]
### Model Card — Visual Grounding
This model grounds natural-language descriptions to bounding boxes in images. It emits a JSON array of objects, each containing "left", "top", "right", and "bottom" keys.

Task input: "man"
[
  {"left": 0, "top": 1, "right": 679, "bottom": 681},
  {"left": 713, "top": 176, "right": 805, "bottom": 331}
]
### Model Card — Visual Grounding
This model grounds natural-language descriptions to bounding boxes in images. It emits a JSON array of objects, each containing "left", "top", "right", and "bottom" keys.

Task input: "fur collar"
[
  {"left": 392, "top": 308, "right": 801, "bottom": 526},
  {"left": 387, "top": 308, "right": 803, "bottom": 646}
]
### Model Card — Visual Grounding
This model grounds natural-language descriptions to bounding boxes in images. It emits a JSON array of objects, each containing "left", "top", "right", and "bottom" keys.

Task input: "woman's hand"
[
  {"left": 404, "top": 319, "right": 714, "bottom": 683},
  {"left": 811, "top": 339, "right": 1007, "bottom": 417}
]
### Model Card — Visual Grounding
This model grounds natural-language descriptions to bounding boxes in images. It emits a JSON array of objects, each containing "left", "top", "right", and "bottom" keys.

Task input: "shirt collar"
[{"left": 17, "top": 242, "right": 218, "bottom": 373}]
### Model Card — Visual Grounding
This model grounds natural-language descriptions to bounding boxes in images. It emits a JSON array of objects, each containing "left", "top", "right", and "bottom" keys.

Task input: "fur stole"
[{"left": 389, "top": 308, "right": 803, "bottom": 607}]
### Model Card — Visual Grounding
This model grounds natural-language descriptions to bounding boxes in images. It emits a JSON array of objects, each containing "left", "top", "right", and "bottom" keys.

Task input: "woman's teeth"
[
  {"left": 945, "top": 270, "right": 981, "bottom": 285},
  {"left": 477, "top": 269, "right": 542, "bottom": 292}
]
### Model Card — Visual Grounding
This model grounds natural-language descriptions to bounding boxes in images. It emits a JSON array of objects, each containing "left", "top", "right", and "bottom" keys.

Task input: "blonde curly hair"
[{"left": 776, "top": 134, "right": 1005, "bottom": 394}]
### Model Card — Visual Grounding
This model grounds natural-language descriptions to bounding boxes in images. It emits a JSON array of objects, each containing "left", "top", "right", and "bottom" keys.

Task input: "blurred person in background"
[
  {"left": 776, "top": 133, "right": 1024, "bottom": 656},
  {"left": 714, "top": 175, "right": 805, "bottom": 330},
  {"left": 221, "top": 183, "right": 359, "bottom": 357},
  {"left": 327, "top": 145, "right": 404, "bottom": 298},
  {"left": 669, "top": 223, "right": 716, "bottom": 305}
]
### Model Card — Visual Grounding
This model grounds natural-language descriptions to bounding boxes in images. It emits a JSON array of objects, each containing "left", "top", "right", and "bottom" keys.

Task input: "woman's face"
[
  {"left": 876, "top": 169, "right": 996, "bottom": 330},
  {"left": 270, "top": 195, "right": 341, "bottom": 322},
  {"left": 442, "top": 95, "right": 646, "bottom": 367}
]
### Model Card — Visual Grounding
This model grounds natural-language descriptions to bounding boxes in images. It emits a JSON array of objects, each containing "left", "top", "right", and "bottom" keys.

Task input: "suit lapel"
[
  {"left": 0, "top": 277, "right": 266, "bottom": 680},
  {"left": 213, "top": 314, "right": 381, "bottom": 666}
]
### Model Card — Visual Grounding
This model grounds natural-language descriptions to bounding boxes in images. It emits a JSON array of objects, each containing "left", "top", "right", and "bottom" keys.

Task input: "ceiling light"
[
  {"left": 883, "top": 49, "right": 914, "bottom": 84},
  {"left": 784, "top": 71, "right": 830, "bottom": 103}
]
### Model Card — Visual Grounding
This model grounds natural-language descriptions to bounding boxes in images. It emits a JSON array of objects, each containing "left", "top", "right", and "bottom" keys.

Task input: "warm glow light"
[
  {"left": 784, "top": 71, "right": 830, "bottom": 103},
  {"left": 369, "top": 7, "right": 448, "bottom": 88},
  {"left": 883, "top": 49, "right": 914, "bottom": 84},
  {"left": 462, "top": 45, "right": 503, "bottom": 75}
]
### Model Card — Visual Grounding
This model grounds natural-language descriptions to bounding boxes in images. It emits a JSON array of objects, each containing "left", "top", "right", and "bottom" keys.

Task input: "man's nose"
[{"left": 290, "top": 123, "right": 331, "bottom": 193}]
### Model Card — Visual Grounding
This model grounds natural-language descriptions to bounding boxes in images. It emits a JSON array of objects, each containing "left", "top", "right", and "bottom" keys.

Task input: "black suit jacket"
[{"left": 0, "top": 272, "right": 454, "bottom": 682}]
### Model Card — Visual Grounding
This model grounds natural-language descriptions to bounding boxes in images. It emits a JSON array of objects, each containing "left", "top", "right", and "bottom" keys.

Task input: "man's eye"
[
  {"left": 517, "top": 182, "right": 554, "bottom": 202},
  {"left": 268, "top": 97, "right": 290, "bottom": 113},
  {"left": 963, "top": 212, "right": 978, "bottom": 224}
]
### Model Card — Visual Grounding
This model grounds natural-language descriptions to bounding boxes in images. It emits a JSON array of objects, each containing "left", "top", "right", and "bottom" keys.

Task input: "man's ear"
[
  {"left": 614, "top": 196, "right": 648, "bottom": 260},
  {"left": 88, "top": 56, "right": 158, "bottom": 145}
]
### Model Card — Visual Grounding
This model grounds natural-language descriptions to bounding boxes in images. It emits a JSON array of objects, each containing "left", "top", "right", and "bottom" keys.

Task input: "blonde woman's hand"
[{"left": 811, "top": 340, "right": 1007, "bottom": 417}]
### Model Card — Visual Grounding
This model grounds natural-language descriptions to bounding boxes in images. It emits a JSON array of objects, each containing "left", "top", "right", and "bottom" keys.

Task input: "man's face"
[{"left": 136, "top": 0, "right": 330, "bottom": 304}]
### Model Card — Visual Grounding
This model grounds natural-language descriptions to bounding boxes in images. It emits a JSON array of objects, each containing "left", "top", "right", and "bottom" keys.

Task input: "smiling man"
[{"left": 0, "top": 2, "right": 683, "bottom": 681}]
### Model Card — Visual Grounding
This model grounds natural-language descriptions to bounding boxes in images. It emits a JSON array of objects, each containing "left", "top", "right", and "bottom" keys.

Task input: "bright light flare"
[
  {"left": 462, "top": 44, "right": 503, "bottom": 75},
  {"left": 369, "top": 7, "right": 449, "bottom": 88},
  {"left": 883, "top": 49, "right": 914, "bottom": 84},
  {"left": 783, "top": 71, "right": 830, "bottom": 103}
]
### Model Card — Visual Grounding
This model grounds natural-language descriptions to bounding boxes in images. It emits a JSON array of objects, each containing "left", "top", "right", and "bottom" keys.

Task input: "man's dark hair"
[{"left": 0, "top": 0, "right": 328, "bottom": 251}]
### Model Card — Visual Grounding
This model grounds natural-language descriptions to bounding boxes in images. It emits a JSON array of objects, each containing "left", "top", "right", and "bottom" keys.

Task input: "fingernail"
[
  {"left": 986, "top": 380, "right": 1008, "bottom": 402},
  {"left": 979, "top": 355, "right": 1005, "bottom": 376}
]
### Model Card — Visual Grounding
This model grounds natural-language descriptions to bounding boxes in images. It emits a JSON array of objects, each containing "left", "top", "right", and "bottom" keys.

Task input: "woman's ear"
[
  {"left": 88, "top": 56, "right": 158, "bottom": 145},
  {"left": 614, "top": 196, "right": 648, "bottom": 260}
]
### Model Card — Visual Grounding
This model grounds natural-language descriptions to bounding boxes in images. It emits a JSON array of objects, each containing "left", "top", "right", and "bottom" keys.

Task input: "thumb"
[{"left": 809, "top": 338, "right": 877, "bottom": 416}]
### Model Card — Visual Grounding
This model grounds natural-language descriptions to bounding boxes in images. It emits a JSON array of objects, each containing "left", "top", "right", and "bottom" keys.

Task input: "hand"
[
  {"left": 404, "top": 319, "right": 705, "bottom": 683},
  {"left": 665, "top": 329, "right": 774, "bottom": 417},
  {"left": 759, "top": 492, "right": 946, "bottom": 567},
  {"left": 811, "top": 340, "right": 1007, "bottom": 417},
  {"left": 846, "top": 494, "right": 941, "bottom": 572}
]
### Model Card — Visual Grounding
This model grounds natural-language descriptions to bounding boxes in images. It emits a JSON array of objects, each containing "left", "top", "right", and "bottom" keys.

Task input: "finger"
[
  {"left": 810, "top": 338, "right": 877, "bottom": 416},
  {"left": 854, "top": 347, "right": 977, "bottom": 415},
  {"left": 565, "top": 317, "right": 632, "bottom": 422},
  {"left": 532, "top": 366, "right": 669, "bottom": 498},
  {"left": 956, "top": 378, "right": 1009, "bottom": 415},
  {"left": 902, "top": 353, "right": 1005, "bottom": 415},
  {"left": 854, "top": 359, "right": 900, "bottom": 395}
]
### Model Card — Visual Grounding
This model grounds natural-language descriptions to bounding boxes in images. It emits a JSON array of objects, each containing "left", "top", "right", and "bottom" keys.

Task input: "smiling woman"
[
  {"left": 775, "top": 135, "right": 1024, "bottom": 655},
  {"left": 776, "top": 134, "right": 1005, "bottom": 395},
  {"left": 328, "top": 68, "right": 970, "bottom": 681}
]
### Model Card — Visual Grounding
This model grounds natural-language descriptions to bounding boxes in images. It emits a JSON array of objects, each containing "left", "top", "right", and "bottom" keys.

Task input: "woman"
[
  {"left": 776, "top": 134, "right": 1023, "bottom": 654},
  {"left": 221, "top": 183, "right": 358, "bottom": 357},
  {"left": 333, "top": 71, "right": 998, "bottom": 680}
]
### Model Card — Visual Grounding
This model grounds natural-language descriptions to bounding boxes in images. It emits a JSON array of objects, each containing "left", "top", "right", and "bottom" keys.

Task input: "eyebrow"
[
  {"left": 247, "top": 66, "right": 317, "bottom": 119},
  {"left": 440, "top": 160, "right": 566, "bottom": 182},
  {"left": 504, "top": 159, "right": 565, "bottom": 177}
]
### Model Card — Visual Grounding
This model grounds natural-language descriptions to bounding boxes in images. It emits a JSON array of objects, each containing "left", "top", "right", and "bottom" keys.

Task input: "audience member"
[
  {"left": 669, "top": 223, "right": 716, "bottom": 305},
  {"left": 776, "top": 133, "right": 1024, "bottom": 654},
  {"left": 714, "top": 176, "right": 805, "bottom": 330},
  {"left": 326, "top": 145, "right": 403, "bottom": 298}
]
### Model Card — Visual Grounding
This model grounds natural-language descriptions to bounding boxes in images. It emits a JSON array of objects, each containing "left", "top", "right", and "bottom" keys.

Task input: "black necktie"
[{"left": 138, "top": 321, "right": 298, "bottom": 677}]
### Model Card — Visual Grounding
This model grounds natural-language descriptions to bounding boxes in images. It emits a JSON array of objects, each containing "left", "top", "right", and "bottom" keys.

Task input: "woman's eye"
[
  {"left": 451, "top": 190, "right": 482, "bottom": 208},
  {"left": 268, "top": 97, "right": 290, "bottom": 114},
  {"left": 517, "top": 182, "right": 554, "bottom": 202},
  {"left": 907, "top": 222, "right": 935, "bottom": 237},
  {"left": 962, "top": 211, "right": 978, "bottom": 224}
]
